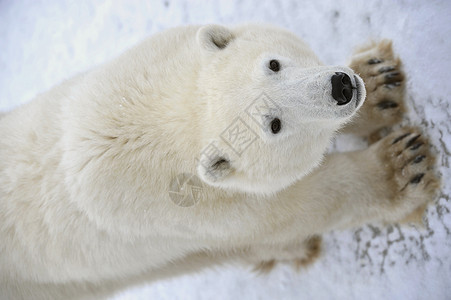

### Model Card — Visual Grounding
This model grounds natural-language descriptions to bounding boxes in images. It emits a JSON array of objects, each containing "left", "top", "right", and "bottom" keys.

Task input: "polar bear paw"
[
  {"left": 252, "top": 235, "right": 322, "bottom": 273},
  {"left": 372, "top": 127, "right": 440, "bottom": 223},
  {"left": 345, "top": 40, "right": 406, "bottom": 136}
]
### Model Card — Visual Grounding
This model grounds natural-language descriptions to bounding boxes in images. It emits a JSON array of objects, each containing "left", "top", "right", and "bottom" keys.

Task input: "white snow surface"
[{"left": 0, "top": 1, "right": 450, "bottom": 299}]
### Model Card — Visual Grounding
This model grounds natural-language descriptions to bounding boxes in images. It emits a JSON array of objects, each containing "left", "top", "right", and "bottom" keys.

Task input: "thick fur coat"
[{"left": 0, "top": 24, "right": 439, "bottom": 299}]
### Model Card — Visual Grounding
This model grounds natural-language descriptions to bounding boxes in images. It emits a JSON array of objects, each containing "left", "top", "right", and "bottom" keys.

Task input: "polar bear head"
[{"left": 195, "top": 24, "right": 366, "bottom": 195}]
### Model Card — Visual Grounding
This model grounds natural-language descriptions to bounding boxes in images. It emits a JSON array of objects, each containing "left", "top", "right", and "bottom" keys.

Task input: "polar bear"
[{"left": 0, "top": 24, "right": 439, "bottom": 299}]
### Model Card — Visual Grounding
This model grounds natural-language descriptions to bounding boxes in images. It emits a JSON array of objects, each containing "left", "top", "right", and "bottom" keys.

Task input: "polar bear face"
[{"left": 195, "top": 25, "right": 366, "bottom": 195}]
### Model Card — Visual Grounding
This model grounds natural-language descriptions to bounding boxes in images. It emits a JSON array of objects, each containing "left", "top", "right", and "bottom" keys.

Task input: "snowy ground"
[{"left": 1, "top": 0, "right": 450, "bottom": 299}]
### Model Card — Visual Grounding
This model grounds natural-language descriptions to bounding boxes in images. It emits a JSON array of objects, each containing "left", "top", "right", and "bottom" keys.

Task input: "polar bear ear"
[
  {"left": 197, "top": 25, "right": 234, "bottom": 51},
  {"left": 197, "top": 151, "right": 234, "bottom": 184}
]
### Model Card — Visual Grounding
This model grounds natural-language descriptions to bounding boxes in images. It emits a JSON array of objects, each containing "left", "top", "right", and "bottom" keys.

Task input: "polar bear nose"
[{"left": 331, "top": 72, "right": 353, "bottom": 105}]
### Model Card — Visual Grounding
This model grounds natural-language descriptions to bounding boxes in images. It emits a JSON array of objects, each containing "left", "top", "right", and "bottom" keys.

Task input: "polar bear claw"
[{"left": 344, "top": 40, "right": 406, "bottom": 136}]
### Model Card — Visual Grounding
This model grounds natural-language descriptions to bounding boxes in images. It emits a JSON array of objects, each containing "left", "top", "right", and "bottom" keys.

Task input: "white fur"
[{"left": 0, "top": 24, "right": 373, "bottom": 299}]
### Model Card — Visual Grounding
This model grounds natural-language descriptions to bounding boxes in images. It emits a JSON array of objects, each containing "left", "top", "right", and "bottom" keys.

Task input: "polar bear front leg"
[
  {"left": 245, "top": 127, "right": 439, "bottom": 271},
  {"left": 293, "top": 126, "right": 440, "bottom": 231},
  {"left": 343, "top": 40, "right": 406, "bottom": 136}
]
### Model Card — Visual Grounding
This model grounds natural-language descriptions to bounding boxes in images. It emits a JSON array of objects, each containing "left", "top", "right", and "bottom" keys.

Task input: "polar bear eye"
[
  {"left": 269, "top": 60, "right": 280, "bottom": 72},
  {"left": 270, "top": 118, "right": 282, "bottom": 134}
]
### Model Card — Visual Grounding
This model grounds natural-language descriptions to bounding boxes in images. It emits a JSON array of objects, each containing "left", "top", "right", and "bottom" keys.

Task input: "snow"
[{"left": 0, "top": 0, "right": 450, "bottom": 299}]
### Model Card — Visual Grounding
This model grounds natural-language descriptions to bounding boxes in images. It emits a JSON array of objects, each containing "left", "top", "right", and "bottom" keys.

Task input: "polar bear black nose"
[{"left": 331, "top": 72, "right": 353, "bottom": 105}]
